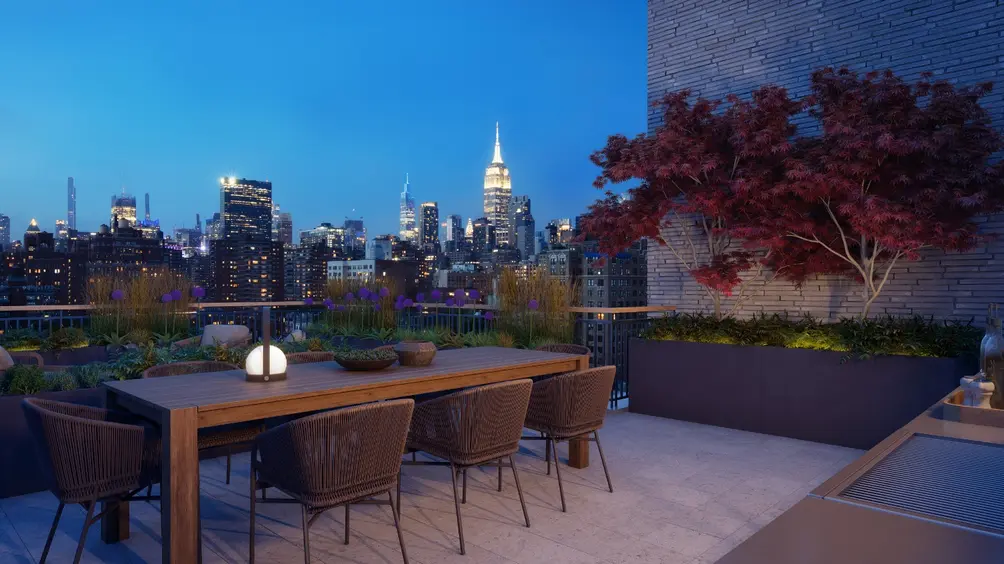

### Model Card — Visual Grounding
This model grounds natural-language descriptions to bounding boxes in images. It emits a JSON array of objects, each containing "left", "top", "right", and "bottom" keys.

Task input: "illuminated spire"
[{"left": 492, "top": 121, "right": 503, "bottom": 164}]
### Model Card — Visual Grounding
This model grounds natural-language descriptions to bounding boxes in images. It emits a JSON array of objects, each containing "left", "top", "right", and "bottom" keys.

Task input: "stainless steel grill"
[{"left": 839, "top": 434, "right": 1004, "bottom": 532}]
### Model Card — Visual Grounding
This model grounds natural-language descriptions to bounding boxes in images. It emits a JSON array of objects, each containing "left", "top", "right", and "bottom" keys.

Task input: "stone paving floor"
[{"left": 0, "top": 410, "right": 861, "bottom": 563}]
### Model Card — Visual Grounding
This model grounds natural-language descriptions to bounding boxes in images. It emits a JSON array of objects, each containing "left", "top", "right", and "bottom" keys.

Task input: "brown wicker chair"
[
  {"left": 142, "top": 361, "right": 261, "bottom": 484},
  {"left": 285, "top": 351, "right": 335, "bottom": 365},
  {"left": 0, "top": 349, "right": 45, "bottom": 378},
  {"left": 534, "top": 343, "right": 592, "bottom": 357},
  {"left": 522, "top": 366, "right": 617, "bottom": 512},
  {"left": 402, "top": 379, "right": 533, "bottom": 555},
  {"left": 249, "top": 399, "right": 415, "bottom": 564},
  {"left": 22, "top": 398, "right": 161, "bottom": 564}
]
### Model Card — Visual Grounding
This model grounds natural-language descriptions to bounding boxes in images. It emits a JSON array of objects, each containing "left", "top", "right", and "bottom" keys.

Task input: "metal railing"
[{"left": 0, "top": 302, "right": 674, "bottom": 403}]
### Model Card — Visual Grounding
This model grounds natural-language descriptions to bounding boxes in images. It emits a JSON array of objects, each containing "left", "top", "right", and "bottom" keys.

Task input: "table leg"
[
  {"left": 101, "top": 393, "right": 130, "bottom": 543},
  {"left": 161, "top": 407, "right": 201, "bottom": 564},
  {"left": 567, "top": 354, "right": 592, "bottom": 469},
  {"left": 568, "top": 436, "right": 590, "bottom": 469}
]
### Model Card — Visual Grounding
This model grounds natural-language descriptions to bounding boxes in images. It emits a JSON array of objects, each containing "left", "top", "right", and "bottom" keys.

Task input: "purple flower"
[
  {"left": 161, "top": 293, "right": 173, "bottom": 304},
  {"left": 528, "top": 299, "right": 539, "bottom": 311},
  {"left": 323, "top": 297, "right": 334, "bottom": 307},
  {"left": 395, "top": 294, "right": 405, "bottom": 304},
  {"left": 304, "top": 297, "right": 314, "bottom": 306},
  {"left": 455, "top": 294, "right": 466, "bottom": 307},
  {"left": 431, "top": 289, "right": 441, "bottom": 300},
  {"left": 469, "top": 289, "right": 480, "bottom": 300},
  {"left": 403, "top": 298, "right": 414, "bottom": 308},
  {"left": 416, "top": 292, "right": 425, "bottom": 302},
  {"left": 359, "top": 287, "right": 370, "bottom": 298},
  {"left": 110, "top": 289, "right": 124, "bottom": 301},
  {"left": 485, "top": 311, "right": 494, "bottom": 321},
  {"left": 394, "top": 302, "right": 403, "bottom": 311},
  {"left": 326, "top": 303, "right": 335, "bottom": 311},
  {"left": 455, "top": 288, "right": 466, "bottom": 300},
  {"left": 373, "top": 303, "right": 382, "bottom": 311},
  {"left": 379, "top": 287, "right": 390, "bottom": 297},
  {"left": 370, "top": 293, "right": 379, "bottom": 302},
  {"left": 445, "top": 298, "right": 455, "bottom": 307},
  {"left": 191, "top": 286, "right": 206, "bottom": 299},
  {"left": 345, "top": 292, "right": 355, "bottom": 302},
  {"left": 336, "top": 304, "right": 346, "bottom": 311},
  {"left": 170, "top": 289, "right": 183, "bottom": 301}
]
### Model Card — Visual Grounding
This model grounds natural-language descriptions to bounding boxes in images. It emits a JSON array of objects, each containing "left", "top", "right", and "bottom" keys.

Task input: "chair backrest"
[
  {"left": 415, "top": 379, "right": 532, "bottom": 462},
  {"left": 0, "top": 346, "right": 14, "bottom": 371},
  {"left": 200, "top": 325, "right": 251, "bottom": 347},
  {"left": 534, "top": 366, "right": 616, "bottom": 436},
  {"left": 256, "top": 399, "right": 415, "bottom": 499},
  {"left": 21, "top": 398, "right": 145, "bottom": 502},
  {"left": 535, "top": 343, "right": 592, "bottom": 357},
  {"left": 285, "top": 351, "right": 335, "bottom": 365},
  {"left": 142, "top": 360, "right": 239, "bottom": 378}
]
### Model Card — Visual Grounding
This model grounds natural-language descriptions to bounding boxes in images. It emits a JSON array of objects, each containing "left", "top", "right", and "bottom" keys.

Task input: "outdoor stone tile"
[
  {"left": 639, "top": 521, "right": 721, "bottom": 557},
  {"left": 0, "top": 412, "right": 863, "bottom": 563}
]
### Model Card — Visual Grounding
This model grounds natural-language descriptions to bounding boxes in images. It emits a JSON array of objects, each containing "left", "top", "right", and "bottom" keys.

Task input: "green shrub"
[
  {"left": 69, "top": 364, "right": 110, "bottom": 389},
  {"left": 40, "top": 327, "right": 89, "bottom": 352},
  {"left": 1, "top": 365, "right": 48, "bottom": 395},
  {"left": 46, "top": 372, "right": 78, "bottom": 392},
  {"left": 0, "top": 329, "right": 44, "bottom": 352},
  {"left": 642, "top": 314, "right": 981, "bottom": 359}
]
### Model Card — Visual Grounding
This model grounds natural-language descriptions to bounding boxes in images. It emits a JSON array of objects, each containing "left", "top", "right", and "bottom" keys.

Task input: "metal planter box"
[{"left": 629, "top": 339, "right": 971, "bottom": 449}]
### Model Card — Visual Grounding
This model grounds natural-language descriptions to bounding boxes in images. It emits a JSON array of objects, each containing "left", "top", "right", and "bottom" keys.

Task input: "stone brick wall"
[{"left": 647, "top": 0, "right": 1004, "bottom": 322}]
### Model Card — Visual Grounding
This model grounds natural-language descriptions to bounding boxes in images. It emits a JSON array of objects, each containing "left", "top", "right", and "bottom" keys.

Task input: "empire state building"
[{"left": 483, "top": 122, "right": 512, "bottom": 246}]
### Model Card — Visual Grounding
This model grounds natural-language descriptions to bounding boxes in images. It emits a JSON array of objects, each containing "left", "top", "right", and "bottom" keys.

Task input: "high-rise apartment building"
[
  {"left": 300, "top": 223, "right": 345, "bottom": 253},
  {"left": 110, "top": 191, "right": 138, "bottom": 227},
  {"left": 344, "top": 218, "right": 366, "bottom": 252},
  {"left": 508, "top": 195, "right": 535, "bottom": 260},
  {"left": 418, "top": 202, "right": 439, "bottom": 251},
  {"left": 220, "top": 177, "right": 273, "bottom": 240},
  {"left": 54, "top": 220, "right": 69, "bottom": 252},
  {"left": 546, "top": 219, "right": 573, "bottom": 246},
  {"left": 0, "top": 214, "right": 9, "bottom": 251},
  {"left": 66, "top": 177, "right": 76, "bottom": 230},
  {"left": 444, "top": 214, "right": 463, "bottom": 243},
  {"left": 275, "top": 211, "right": 293, "bottom": 247},
  {"left": 209, "top": 239, "right": 284, "bottom": 302},
  {"left": 399, "top": 174, "right": 417, "bottom": 242},
  {"left": 206, "top": 213, "right": 223, "bottom": 241},
  {"left": 287, "top": 243, "right": 328, "bottom": 300},
  {"left": 144, "top": 193, "right": 151, "bottom": 221},
  {"left": 483, "top": 122, "right": 512, "bottom": 246},
  {"left": 471, "top": 217, "right": 495, "bottom": 257}
]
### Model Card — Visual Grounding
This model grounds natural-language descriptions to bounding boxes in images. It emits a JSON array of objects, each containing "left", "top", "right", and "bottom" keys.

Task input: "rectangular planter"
[
  {"left": 0, "top": 387, "right": 107, "bottom": 499},
  {"left": 38, "top": 345, "right": 109, "bottom": 366},
  {"left": 629, "top": 339, "right": 973, "bottom": 450}
]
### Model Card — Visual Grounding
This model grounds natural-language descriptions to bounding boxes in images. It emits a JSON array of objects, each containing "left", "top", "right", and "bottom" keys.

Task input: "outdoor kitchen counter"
[{"left": 718, "top": 389, "right": 1004, "bottom": 564}]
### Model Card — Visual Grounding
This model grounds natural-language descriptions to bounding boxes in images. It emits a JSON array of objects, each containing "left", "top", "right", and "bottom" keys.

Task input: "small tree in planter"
[
  {"left": 579, "top": 87, "right": 803, "bottom": 319},
  {"left": 735, "top": 68, "right": 1004, "bottom": 318}
]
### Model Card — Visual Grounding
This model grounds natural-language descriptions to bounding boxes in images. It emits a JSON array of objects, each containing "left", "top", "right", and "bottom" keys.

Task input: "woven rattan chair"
[
  {"left": 285, "top": 351, "right": 335, "bottom": 365},
  {"left": 534, "top": 343, "right": 592, "bottom": 357},
  {"left": 22, "top": 398, "right": 161, "bottom": 564},
  {"left": 249, "top": 399, "right": 415, "bottom": 564},
  {"left": 402, "top": 379, "right": 533, "bottom": 555},
  {"left": 142, "top": 361, "right": 261, "bottom": 484},
  {"left": 523, "top": 366, "right": 617, "bottom": 512}
]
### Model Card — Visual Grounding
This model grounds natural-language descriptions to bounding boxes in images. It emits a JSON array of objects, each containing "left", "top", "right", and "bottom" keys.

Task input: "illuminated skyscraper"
[
  {"left": 0, "top": 213, "right": 10, "bottom": 251},
  {"left": 483, "top": 122, "right": 512, "bottom": 245},
  {"left": 418, "top": 202, "right": 439, "bottom": 251},
  {"left": 55, "top": 219, "right": 69, "bottom": 252},
  {"left": 66, "top": 177, "right": 76, "bottom": 230},
  {"left": 144, "top": 193, "right": 151, "bottom": 221},
  {"left": 444, "top": 214, "right": 463, "bottom": 247},
  {"left": 219, "top": 177, "right": 272, "bottom": 241},
  {"left": 508, "top": 195, "right": 535, "bottom": 260},
  {"left": 110, "top": 190, "right": 137, "bottom": 228},
  {"left": 399, "top": 174, "right": 417, "bottom": 242}
]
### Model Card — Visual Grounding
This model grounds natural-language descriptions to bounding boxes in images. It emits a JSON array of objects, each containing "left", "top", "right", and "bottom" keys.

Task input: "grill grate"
[{"left": 839, "top": 435, "right": 1004, "bottom": 532}]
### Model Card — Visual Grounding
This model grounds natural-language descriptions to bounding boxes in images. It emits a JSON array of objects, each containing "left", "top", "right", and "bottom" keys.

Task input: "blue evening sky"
[{"left": 0, "top": 1, "right": 644, "bottom": 239}]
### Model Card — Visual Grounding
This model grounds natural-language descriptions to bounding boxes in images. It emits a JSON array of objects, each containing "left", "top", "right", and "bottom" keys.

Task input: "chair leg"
[
  {"left": 462, "top": 468, "right": 468, "bottom": 504},
  {"left": 546, "top": 437, "right": 552, "bottom": 475},
  {"left": 225, "top": 448, "right": 232, "bottom": 485},
  {"left": 497, "top": 458, "right": 503, "bottom": 492},
  {"left": 550, "top": 439, "right": 567, "bottom": 512},
  {"left": 73, "top": 500, "right": 97, "bottom": 564},
  {"left": 249, "top": 468, "right": 257, "bottom": 563},
  {"left": 594, "top": 430, "right": 613, "bottom": 493},
  {"left": 41, "top": 501, "right": 64, "bottom": 563},
  {"left": 344, "top": 504, "right": 350, "bottom": 545},
  {"left": 396, "top": 472, "right": 403, "bottom": 518},
  {"left": 509, "top": 455, "right": 530, "bottom": 527},
  {"left": 449, "top": 464, "right": 465, "bottom": 555},
  {"left": 301, "top": 505, "right": 311, "bottom": 564},
  {"left": 389, "top": 491, "right": 409, "bottom": 564}
]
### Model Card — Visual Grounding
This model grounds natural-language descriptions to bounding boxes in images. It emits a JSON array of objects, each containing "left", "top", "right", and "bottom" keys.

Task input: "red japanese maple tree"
[
  {"left": 734, "top": 68, "right": 1004, "bottom": 318},
  {"left": 579, "top": 87, "right": 803, "bottom": 318}
]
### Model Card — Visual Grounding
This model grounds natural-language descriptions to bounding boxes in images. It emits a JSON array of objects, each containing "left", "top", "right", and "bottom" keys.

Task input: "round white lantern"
[{"left": 245, "top": 344, "right": 288, "bottom": 382}]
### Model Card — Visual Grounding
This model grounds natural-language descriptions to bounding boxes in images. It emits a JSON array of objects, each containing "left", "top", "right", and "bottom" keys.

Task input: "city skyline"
[{"left": 0, "top": 1, "right": 644, "bottom": 239}]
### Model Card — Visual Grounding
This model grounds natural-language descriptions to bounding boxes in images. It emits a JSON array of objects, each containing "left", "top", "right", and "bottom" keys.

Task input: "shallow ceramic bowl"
[
  {"left": 332, "top": 356, "right": 397, "bottom": 371},
  {"left": 394, "top": 340, "right": 437, "bottom": 367}
]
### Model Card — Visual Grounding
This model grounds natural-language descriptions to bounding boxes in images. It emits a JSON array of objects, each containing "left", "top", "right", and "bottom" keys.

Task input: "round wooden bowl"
[
  {"left": 394, "top": 340, "right": 437, "bottom": 367},
  {"left": 332, "top": 356, "right": 397, "bottom": 371}
]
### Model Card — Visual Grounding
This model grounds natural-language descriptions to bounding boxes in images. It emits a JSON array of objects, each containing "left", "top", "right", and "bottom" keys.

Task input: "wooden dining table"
[{"left": 101, "top": 346, "right": 591, "bottom": 563}]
